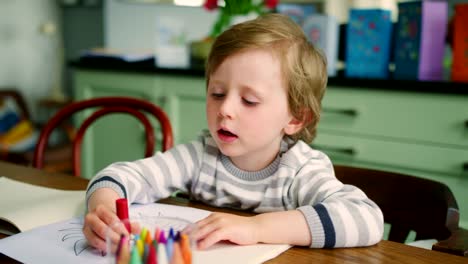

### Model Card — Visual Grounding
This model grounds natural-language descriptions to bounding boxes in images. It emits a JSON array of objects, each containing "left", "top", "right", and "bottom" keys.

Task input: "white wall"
[
  {"left": 104, "top": 0, "right": 218, "bottom": 51},
  {"left": 0, "top": 0, "right": 62, "bottom": 121}
]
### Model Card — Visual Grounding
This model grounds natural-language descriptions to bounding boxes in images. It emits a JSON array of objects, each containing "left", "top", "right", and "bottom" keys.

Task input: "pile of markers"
[{"left": 115, "top": 227, "right": 192, "bottom": 264}]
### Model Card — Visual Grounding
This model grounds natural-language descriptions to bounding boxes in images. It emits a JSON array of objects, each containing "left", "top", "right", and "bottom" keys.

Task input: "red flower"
[
  {"left": 264, "top": 0, "right": 278, "bottom": 9},
  {"left": 204, "top": 0, "right": 218, "bottom": 11}
]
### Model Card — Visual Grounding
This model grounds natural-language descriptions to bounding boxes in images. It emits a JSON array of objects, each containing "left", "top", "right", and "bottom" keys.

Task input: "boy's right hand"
[{"left": 83, "top": 188, "right": 126, "bottom": 252}]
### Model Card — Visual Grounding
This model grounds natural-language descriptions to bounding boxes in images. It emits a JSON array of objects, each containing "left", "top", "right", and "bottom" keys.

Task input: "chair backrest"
[
  {"left": 33, "top": 97, "right": 173, "bottom": 177},
  {"left": 0, "top": 89, "right": 30, "bottom": 120},
  {"left": 333, "top": 165, "right": 459, "bottom": 243}
]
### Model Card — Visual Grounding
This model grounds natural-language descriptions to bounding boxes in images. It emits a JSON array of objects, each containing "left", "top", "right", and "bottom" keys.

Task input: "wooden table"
[{"left": 1, "top": 161, "right": 467, "bottom": 264}]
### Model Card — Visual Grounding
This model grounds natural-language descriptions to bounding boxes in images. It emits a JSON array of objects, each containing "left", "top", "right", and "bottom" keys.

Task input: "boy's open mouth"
[
  {"left": 218, "top": 129, "right": 237, "bottom": 137},
  {"left": 217, "top": 129, "right": 238, "bottom": 142}
]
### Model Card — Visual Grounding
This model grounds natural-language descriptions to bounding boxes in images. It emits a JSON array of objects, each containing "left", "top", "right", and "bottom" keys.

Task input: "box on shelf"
[
  {"left": 277, "top": 3, "right": 317, "bottom": 25},
  {"left": 303, "top": 15, "right": 340, "bottom": 77},
  {"left": 393, "top": 1, "right": 448, "bottom": 81},
  {"left": 451, "top": 3, "right": 468, "bottom": 83},
  {"left": 155, "top": 16, "right": 189, "bottom": 69},
  {"left": 345, "top": 9, "right": 393, "bottom": 79}
]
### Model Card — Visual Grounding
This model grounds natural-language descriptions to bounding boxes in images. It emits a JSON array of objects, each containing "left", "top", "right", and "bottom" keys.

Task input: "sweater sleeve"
[
  {"left": 293, "top": 152, "right": 384, "bottom": 248},
  {"left": 86, "top": 139, "right": 204, "bottom": 206}
]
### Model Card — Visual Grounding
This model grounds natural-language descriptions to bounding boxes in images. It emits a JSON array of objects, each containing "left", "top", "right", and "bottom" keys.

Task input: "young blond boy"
[{"left": 84, "top": 13, "right": 383, "bottom": 251}]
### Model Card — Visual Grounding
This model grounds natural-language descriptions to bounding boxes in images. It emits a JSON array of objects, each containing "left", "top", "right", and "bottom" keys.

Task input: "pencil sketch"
[{"left": 59, "top": 222, "right": 90, "bottom": 256}]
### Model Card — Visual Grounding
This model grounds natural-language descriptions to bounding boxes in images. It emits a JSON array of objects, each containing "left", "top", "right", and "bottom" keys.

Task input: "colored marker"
[
  {"left": 143, "top": 244, "right": 150, "bottom": 263},
  {"left": 158, "top": 231, "right": 167, "bottom": 244},
  {"left": 180, "top": 234, "right": 191, "bottom": 264},
  {"left": 116, "top": 234, "right": 125, "bottom": 261},
  {"left": 170, "top": 242, "right": 184, "bottom": 264},
  {"left": 117, "top": 236, "right": 130, "bottom": 264},
  {"left": 174, "top": 231, "right": 181, "bottom": 242},
  {"left": 146, "top": 244, "right": 157, "bottom": 264},
  {"left": 116, "top": 198, "right": 131, "bottom": 233},
  {"left": 130, "top": 246, "right": 143, "bottom": 264},
  {"left": 168, "top": 228, "right": 175, "bottom": 240},
  {"left": 140, "top": 228, "right": 148, "bottom": 243},
  {"left": 157, "top": 241, "right": 169, "bottom": 264},
  {"left": 136, "top": 239, "right": 144, "bottom": 258},
  {"left": 145, "top": 231, "right": 153, "bottom": 245},
  {"left": 154, "top": 228, "right": 161, "bottom": 244},
  {"left": 166, "top": 235, "right": 174, "bottom": 261}
]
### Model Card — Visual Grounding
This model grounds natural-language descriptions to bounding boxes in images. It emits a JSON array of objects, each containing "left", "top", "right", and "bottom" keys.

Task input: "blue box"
[
  {"left": 393, "top": 1, "right": 448, "bottom": 81},
  {"left": 303, "top": 15, "right": 340, "bottom": 77},
  {"left": 345, "top": 9, "right": 393, "bottom": 79},
  {"left": 277, "top": 4, "right": 316, "bottom": 25}
]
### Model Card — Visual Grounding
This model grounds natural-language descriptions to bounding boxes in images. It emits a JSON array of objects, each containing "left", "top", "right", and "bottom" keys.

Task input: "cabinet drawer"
[
  {"left": 160, "top": 76, "right": 207, "bottom": 144},
  {"left": 320, "top": 87, "right": 468, "bottom": 148},
  {"left": 314, "top": 132, "right": 468, "bottom": 176}
]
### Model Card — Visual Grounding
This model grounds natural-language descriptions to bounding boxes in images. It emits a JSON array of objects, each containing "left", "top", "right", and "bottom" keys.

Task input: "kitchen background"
[
  {"left": 1, "top": 0, "right": 465, "bottom": 122},
  {"left": 1, "top": 0, "right": 468, "bottom": 230}
]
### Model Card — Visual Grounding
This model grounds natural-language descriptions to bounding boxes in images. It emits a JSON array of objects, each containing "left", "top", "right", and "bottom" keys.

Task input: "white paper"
[
  {"left": 0, "top": 177, "right": 86, "bottom": 233},
  {"left": 0, "top": 203, "right": 291, "bottom": 264}
]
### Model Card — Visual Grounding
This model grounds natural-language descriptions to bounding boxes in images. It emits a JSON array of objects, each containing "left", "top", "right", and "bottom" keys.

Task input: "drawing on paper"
[
  {"left": 56, "top": 207, "right": 191, "bottom": 258},
  {"left": 59, "top": 222, "right": 90, "bottom": 256}
]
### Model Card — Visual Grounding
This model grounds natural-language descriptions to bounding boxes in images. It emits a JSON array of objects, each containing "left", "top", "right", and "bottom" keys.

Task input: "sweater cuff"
[
  {"left": 298, "top": 206, "right": 326, "bottom": 248},
  {"left": 85, "top": 176, "right": 127, "bottom": 211}
]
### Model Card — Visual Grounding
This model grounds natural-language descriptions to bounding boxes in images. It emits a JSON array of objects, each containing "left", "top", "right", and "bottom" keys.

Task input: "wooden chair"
[
  {"left": 334, "top": 164, "right": 467, "bottom": 256},
  {"left": 33, "top": 96, "right": 173, "bottom": 178}
]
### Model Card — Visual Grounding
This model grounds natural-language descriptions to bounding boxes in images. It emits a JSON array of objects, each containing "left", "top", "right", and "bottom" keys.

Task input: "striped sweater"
[{"left": 86, "top": 135, "right": 384, "bottom": 248}]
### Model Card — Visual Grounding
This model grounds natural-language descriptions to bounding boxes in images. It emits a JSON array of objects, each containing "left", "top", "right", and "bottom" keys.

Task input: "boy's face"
[{"left": 206, "top": 48, "right": 299, "bottom": 171}]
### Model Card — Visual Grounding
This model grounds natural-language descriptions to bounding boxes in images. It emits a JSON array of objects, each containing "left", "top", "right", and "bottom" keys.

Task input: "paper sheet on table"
[
  {"left": 0, "top": 177, "right": 86, "bottom": 234},
  {"left": 0, "top": 203, "right": 291, "bottom": 264}
]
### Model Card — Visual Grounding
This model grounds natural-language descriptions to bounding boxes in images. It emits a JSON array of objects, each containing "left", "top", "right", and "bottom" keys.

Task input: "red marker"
[{"left": 116, "top": 198, "right": 131, "bottom": 233}]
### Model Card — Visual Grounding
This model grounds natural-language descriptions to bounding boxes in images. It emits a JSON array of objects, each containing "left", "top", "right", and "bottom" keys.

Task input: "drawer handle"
[
  {"left": 322, "top": 107, "right": 358, "bottom": 117},
  {"left": 463, "top": 163, "right": 468, "bottom": 171},
  {"left": 312, "top": 144, "right": 356, "bottom": 156}
]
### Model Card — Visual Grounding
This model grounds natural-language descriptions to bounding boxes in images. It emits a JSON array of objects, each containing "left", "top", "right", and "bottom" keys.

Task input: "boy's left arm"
[
  {"left": 194, "top": 183, "right": 383, "bottom": 250},
  {"left": 293, "top": 164, "right": 384, "bottom": 248}
]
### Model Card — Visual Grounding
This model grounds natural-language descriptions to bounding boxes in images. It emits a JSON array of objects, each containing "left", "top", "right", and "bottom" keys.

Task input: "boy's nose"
[{"left": 218, "top": 97, "right": 235, "bottom": 119}]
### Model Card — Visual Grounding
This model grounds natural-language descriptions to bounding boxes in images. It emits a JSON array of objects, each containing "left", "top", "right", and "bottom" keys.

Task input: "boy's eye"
[
  {"left": 242, "top": 98, "right": 258, "bottom": 106},
  {"left": 211, "top": 93, "right": 225, "bottom": 99}
]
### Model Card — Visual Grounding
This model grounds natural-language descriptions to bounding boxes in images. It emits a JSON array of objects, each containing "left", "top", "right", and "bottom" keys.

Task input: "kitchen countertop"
[{"left": 70, "top": 58, "right": 468, "bottom": 95}]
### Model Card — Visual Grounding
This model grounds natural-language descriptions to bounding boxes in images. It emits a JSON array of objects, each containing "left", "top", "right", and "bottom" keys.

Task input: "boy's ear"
[{"left": 284, "top": 110, "right": 312, "bottom": 136}]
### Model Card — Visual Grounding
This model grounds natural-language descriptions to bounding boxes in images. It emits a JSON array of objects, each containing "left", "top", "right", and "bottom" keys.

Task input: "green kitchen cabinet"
[
  {"left": 73, "top": 70, "right": 207, "bottom": 179},
  {"left": 159, "top": 76, "right": 207, "bottom": 144},
  {"left": 314, "top": 86, "right": 468, "bottom": 229}
]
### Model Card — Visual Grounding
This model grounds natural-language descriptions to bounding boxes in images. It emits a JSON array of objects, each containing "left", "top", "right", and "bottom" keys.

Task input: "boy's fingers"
[
  {"left": 88, "top": 230, "right": 107, "bottom": 251},
  {"left": 197, "top": 228, "right": 225, "bottom": 250},
  {"left": 193, "top": 220, "right": 219, "bottom": 241},
  {"left": 95, "top": 205, "right": 120, "bottom": 225},
  {"left": 84, "top": 212, "right": 120, "bottom": 250},
  {"left": 83, "top": 217, "right": 107, "bottom": 251}
]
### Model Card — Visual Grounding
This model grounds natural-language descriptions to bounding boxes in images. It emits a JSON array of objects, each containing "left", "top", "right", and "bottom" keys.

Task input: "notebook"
[{"left": 0, "top": 177, "right": 86, "bottom": 235}]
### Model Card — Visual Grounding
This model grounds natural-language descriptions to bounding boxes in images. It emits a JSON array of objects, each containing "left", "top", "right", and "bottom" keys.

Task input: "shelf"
[{"left": 70, "top": 58, "right": 468, "bottom": 95}]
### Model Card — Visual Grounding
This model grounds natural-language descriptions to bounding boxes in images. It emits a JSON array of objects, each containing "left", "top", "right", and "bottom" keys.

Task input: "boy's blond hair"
[{"left": 205, "top": 13, "right": 328, "bottom": 143}]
